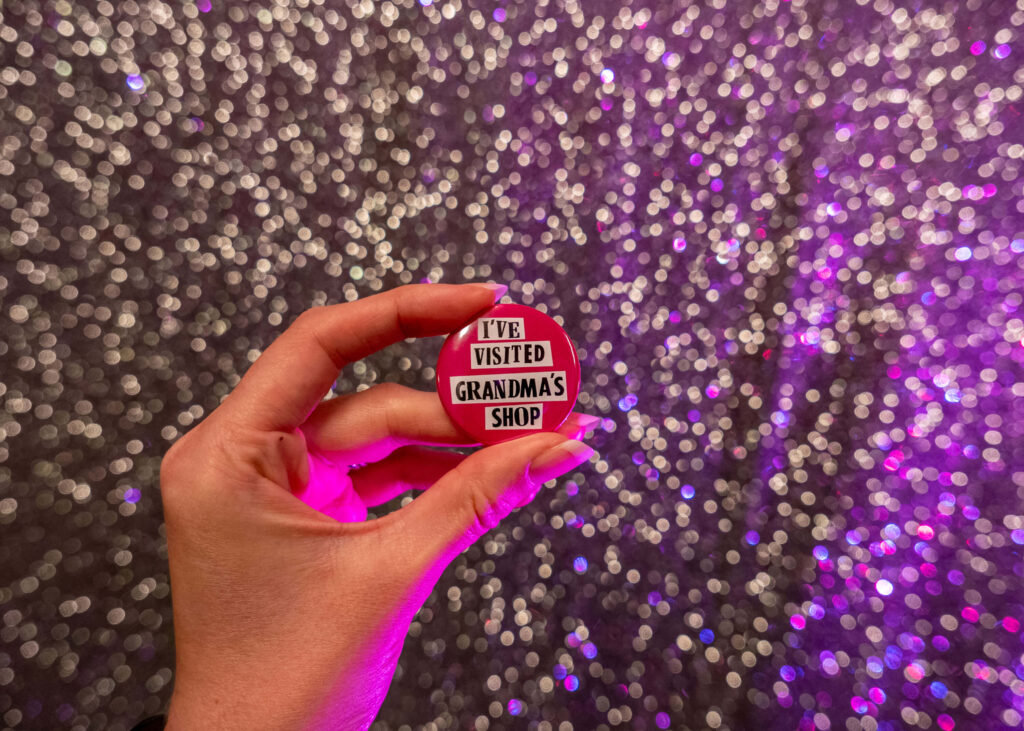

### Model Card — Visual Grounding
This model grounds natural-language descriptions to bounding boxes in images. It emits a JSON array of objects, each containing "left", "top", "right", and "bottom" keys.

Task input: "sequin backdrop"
[{"left": 2, "top": 0, "right": 1024, "bottom": 728}]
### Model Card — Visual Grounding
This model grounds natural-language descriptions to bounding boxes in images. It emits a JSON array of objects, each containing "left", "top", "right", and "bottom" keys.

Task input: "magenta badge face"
[{"left": 436, "top": 303, "right": 581, "bottom": 444}]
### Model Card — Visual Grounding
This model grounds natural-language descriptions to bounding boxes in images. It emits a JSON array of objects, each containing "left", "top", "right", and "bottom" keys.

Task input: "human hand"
[{"left": 159, "top": 284, "right": 597, "bottom": 730}]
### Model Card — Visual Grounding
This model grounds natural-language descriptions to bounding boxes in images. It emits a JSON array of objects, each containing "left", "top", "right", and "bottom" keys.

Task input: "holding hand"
[{"left": 159, "top": 284, "right": 596, "bottom": 730}]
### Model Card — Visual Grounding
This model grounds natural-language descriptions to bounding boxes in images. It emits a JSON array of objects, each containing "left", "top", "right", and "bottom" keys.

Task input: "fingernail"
[
  {"left": 573, "top": 413, "right": 601, "bottom": 430},
  {"left": 527, "top": 439, "right": 594, "bottom": 485},
  {"left": 557, "top": 413, "right": 601, "bottom": 440},
  {"left": 475, "top": 282, "right": 508, "bottom": 302}
]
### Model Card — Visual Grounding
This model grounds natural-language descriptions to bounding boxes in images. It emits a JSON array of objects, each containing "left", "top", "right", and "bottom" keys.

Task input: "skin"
[{"left": 160, "top": 283, "right": 597, "bottom": 730}]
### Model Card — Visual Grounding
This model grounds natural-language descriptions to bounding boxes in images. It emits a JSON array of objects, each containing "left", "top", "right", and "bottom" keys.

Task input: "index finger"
[{"left": 222, "top": 283, "right": 506, "bottom": 432}]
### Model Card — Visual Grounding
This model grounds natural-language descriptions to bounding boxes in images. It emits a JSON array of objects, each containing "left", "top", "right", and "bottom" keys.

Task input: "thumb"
[{"left": 392, "top": 432, "right": 594, "bottom": 575}]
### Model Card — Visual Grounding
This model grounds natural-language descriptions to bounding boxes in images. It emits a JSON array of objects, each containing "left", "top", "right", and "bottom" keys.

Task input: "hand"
[{"left": 159, "top": 284, "right": 597, "bottom": 730}]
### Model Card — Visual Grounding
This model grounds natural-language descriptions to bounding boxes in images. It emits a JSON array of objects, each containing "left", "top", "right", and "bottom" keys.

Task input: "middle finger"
[{"left": 301, "top": 383, "right": 478, "bottom": 465}]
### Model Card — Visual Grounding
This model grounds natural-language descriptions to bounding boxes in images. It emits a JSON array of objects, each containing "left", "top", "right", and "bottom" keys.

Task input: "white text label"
[
  {"left": 477, "top": 317, "right": 525, "bottom": 341},
  {"left": 470, "top": 341, "right": 552, "bottom": 368},
  {"left": 486, "top": 404, "right": 543, "bottom": 429},
  {"left": 450, "top": 371, "right": 567, "bottom": 404}
]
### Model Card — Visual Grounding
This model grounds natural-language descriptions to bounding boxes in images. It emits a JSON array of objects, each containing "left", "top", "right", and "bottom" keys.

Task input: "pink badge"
[{"left": 436, "top": 303, "right": 581, "bottom": 444}]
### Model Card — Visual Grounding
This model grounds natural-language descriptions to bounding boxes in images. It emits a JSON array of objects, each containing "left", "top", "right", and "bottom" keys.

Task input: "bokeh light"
[{"left": 1, "top": 1, "right": 1022, "bottom": 730}]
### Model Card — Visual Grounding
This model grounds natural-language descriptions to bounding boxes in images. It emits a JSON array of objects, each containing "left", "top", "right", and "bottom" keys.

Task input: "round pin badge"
[{"left": 436, "top": 303, "right": 581, "bottom": 444}]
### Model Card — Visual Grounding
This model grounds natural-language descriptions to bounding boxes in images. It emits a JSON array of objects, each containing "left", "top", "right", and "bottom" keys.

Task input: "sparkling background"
[{"left": 2, "top": 0, "right": 1024, "bottom": 729}]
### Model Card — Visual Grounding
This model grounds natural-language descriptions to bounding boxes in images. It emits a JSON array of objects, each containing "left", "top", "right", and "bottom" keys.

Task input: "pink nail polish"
[
  {"left": 573, "top": 413, "right": 601, "bottom": 429},
  {"left": 475, "top": 282, "right": 508, "bottom": 302},
  {"left": 436, "top": 302, "right": 581, "bottom": 444},
  {"left": 527, "top": 440, "right": 595, "bottom": 484}
]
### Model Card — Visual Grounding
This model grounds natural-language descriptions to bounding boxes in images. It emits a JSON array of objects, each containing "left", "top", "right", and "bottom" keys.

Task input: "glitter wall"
[{"left": 2, "top": 0, "right": 1023, "bottom": 729}]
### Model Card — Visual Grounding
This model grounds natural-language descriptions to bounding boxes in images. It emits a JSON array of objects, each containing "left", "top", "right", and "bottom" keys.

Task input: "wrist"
[
  {"left": 166, "top": 664, "right": 379, "bottom": 731},
  {"left": 166, "top": 677, "right": 307, "bottom": 731}
]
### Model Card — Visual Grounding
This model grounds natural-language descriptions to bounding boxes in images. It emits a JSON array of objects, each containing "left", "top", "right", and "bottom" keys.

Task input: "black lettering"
[
  {"left": 491, "top": 408, "right": 502, "bottom": 428},
  {"left": 455, "top": 380, "right": 468, "bottom": 402},
  {"left": 539, "top": 377, "right": 552, "bottom": 397},
  {"left": 508, "top": 321, "right": 522, "bottom": 338},
  {"left": 553, "top": 375, "right": 565, "bottom": 396},
  {"left": 520, "top": 378, "right": 538, "bottom": 399},
  {"left": 530, "top": 406, "right": 541, "bottom": 424},
  {"left": 481, "top": 321, "right": 492, "bottom": 339},
  {"left": 494, "top": 378, "right": 506, "bottom": 400},
  {"left": 468, "top": 381, "right": 481, "bottom": 401}
]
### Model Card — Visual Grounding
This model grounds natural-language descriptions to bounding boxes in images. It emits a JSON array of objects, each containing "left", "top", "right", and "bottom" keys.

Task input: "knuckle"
[
  {"left": 158, "top": 427, "right": 208, "bottom": 510},
  {"left": 374, "top": 381, "right": 409, "bottom": 401},
  {"left": 466, "top": 478, "right": 511, "bottom": 538},
  {"left": 375, "top": 382, "right": 411, "bottom": 429},
  {"left": 159, "top": 432, "right": 193, "bottom": 483},
  {"left": 381, "top": 290, "right": 415, "bottom": 341},
  {"left": 468, "top": 487, "right": 498, "bottom": 536},
  {"left": 293, "top": 307, "right": 345, "bottom": 371},
  {"left": 294, "top": 307, "right": 322, "bottom": 328},
  {"left": 157, "top": 419, "right": 237, "bottom": 487}
]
